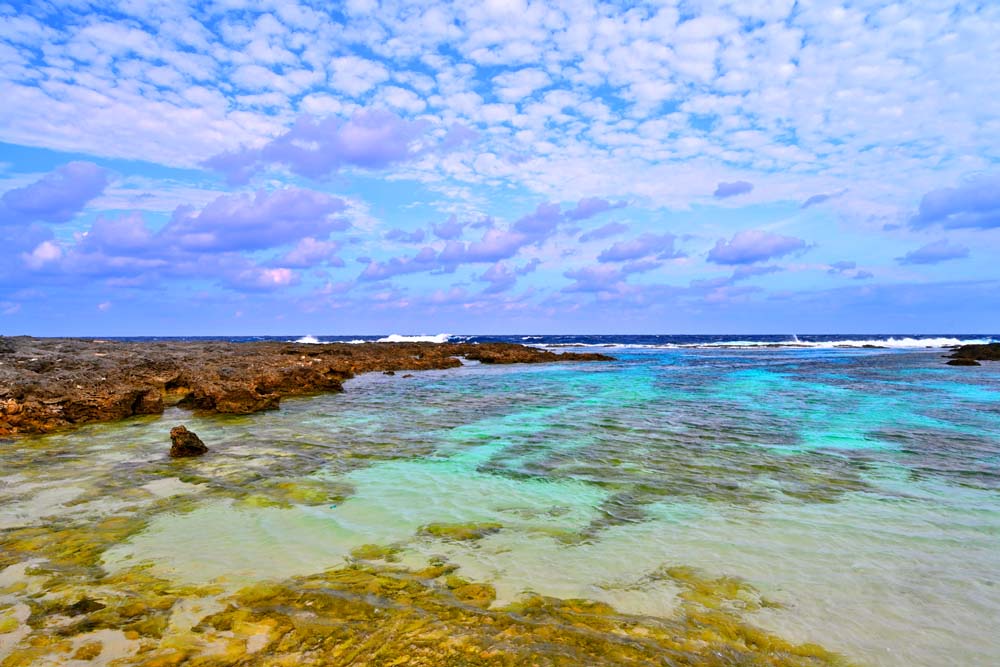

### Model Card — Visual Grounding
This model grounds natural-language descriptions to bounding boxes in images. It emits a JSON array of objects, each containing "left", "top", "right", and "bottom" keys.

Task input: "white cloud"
[
  {"left": 0, "top": 0, "right": 995, "bottom": 223},
  {"left": 329, "top": 55, "right": 389, "bottom": 97},
  {"left": 22, "top": 241, "right": 63, "bottom": 269},
  {"left": 491, "top": 67, "right": 551, "bottom": 102},
  {"left": 378, "top": 85, "right": 427, "bottom": 113}
]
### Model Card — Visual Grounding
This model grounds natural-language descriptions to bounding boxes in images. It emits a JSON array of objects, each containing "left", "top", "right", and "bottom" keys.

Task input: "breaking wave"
[
  {"left": 376, "top": 333, "right": 452, "bottom": 343},
  {"left": 534, "top": 336, "right": 994, "bottom": 350}
]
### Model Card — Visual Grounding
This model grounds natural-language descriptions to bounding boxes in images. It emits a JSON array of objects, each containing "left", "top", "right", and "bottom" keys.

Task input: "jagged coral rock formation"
[
  {"left": 168, "top": 425, "right": 208, "bottom": 458},
  {"left": 0, "top": 337, "right": 612, "bottom": 436}
]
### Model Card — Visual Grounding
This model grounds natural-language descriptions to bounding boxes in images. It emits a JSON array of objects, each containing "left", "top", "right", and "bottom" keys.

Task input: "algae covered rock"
[
  {"left": 418, "top": 522, "right": 502, "bottom": 541},
  {"left": 65, "top": 597, "right": 106, "bottom": 616},
  {"left": 169, "top": 425, "right": 208, "bottom": 458}
]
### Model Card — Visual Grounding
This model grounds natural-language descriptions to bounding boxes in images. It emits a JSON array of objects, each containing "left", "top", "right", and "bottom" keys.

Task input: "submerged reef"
[
  {"left": 418, "top": 522, "right": 504, "bottom": 541},
  {"left": 0, "top": 450, "right": 851, "bottom": 666},
  {"left": 0, "top": 397, "right": 857, "bottom": 666},
  {"left": 0, "top": 337, "right": 612, "bottom": 437},
  {"left": 0, "top": 542, "right": 850, "bottom": 667}
]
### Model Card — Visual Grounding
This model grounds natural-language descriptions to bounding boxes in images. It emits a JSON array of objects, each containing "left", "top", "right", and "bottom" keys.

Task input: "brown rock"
[
  {"left": 945, "top": 342, "right": 999, "bottom": 365},
  {"left": 197, "top": 384, "right": 281, "bottom": 414},
  {"left": 169, "top": 425, "right": 208, "bottom": 458}
]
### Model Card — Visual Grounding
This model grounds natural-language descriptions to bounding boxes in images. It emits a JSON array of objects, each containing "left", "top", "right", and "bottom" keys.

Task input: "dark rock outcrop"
[
  {"left": 0, "top": 338, "right": 613, "bottom": 436},
  {"left": 169, "top": 425, "right": 208, "bottom": 457},
  {"left": 945, "top": 342, "right": 1000, "bottom": 365},
  {"left": 65, "top": 597, "right": 106, "bottom": 616}
]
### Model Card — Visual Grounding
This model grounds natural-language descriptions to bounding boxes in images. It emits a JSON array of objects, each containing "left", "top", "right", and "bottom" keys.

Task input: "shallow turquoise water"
[{"left": 3, "top": 348, "right": 1000, "bottom": 665}]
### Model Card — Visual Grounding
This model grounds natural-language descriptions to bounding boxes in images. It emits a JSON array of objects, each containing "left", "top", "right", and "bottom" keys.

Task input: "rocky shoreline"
[
  {"left": 0, "top": 337, "right": 612, "bottom": 437},
  {"left": 945, "top": 342, "right": 1000, "bottom": 366}
]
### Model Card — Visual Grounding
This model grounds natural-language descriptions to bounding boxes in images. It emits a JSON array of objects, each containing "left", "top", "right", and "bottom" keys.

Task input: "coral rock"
[
  {"left": 169, "top": 425, "right": 208, "bottom": 458},
  {"left": 0, "top": 337, "right": 612, "bottom": 437}
]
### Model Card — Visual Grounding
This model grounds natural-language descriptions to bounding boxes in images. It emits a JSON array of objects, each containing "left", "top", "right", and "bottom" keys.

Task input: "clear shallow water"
[{"left": 2, "top": 345, "right": 1000, "bottom": 665}]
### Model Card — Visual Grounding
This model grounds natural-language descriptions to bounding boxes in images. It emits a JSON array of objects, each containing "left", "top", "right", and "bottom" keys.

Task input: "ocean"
[{"left": 1, "top": 334, "right": 998, "bottom": 665}]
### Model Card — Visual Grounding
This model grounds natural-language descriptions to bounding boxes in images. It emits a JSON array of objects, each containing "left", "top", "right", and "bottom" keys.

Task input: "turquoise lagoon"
[{"left": 1, "top": 346, "right": 999, "bottom": 665}]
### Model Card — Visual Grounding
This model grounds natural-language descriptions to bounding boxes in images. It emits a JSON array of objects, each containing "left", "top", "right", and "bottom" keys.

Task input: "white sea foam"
[
  {"left": 376, "top": 333, "right": 452, "bottom": 343},
  {"left": 687, "top": 336, "right": 995, "bottom": 349},
  {"left": 293, "top": 335, "right": 322, "bottom": 344},
  {"left": 534, "top": 337, "right": 995, "bottom": 350}
]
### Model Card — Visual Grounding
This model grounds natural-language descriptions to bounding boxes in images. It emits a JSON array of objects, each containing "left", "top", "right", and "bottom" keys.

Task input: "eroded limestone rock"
[{"left": 169, "top": 425, "right": 208, "bottom": 458}]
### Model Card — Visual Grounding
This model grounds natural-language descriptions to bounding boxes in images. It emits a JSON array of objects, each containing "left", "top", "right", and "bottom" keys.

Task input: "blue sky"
[{"left": 1, "top": 0, "right": 998, "bottom": 335}]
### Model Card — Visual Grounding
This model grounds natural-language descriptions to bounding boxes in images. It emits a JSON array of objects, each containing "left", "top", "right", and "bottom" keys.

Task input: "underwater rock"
[
  {"left": 946, "top": 358, "right": 981, "bottom": 366},
  {"left": 65, "top": 597, "right": 106, "bottom": 616},
  {"left": 0, "top": 337, "right": 613, "bottom": 437},
  {"left": 72, "top": 642, "right": 103, "bottom": 661},
  {"left": 946, "top": 342, "right": 1000, "bottom": 364},
  {"left": 419, "top": 522, "right": 503, "bottom": 541},
  {"left": 169, "top": 425, "right": 208, "bottom": 458},
  {"left": 383, "top": 370, "right": 396, "bottom": 375}
]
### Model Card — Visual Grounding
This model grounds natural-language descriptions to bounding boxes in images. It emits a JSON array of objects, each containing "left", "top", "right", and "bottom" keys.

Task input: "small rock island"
[
  {"left": 945, "top": 342, "right": 1000, "bottom": 366},
  {"left": 168, "top": 425, "right": 208, "bottom": 458}
]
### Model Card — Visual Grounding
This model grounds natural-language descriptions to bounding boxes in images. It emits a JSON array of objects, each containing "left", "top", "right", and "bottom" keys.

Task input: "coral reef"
[{"left": 0, "top": 337, "right": 612, "bottom": 436}]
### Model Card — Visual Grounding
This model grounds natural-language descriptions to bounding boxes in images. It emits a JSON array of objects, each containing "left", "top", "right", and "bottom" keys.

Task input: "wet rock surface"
[
  {"left": 946, "top": 342, "right": 1000, "bottom": 364},
  {"left": 0, "top": 555, "right": 845, "bottom": 667},
  {"left": 168, "top": 425, "right": 208, "bottom": 458},
  {"left": 0, "top": 337, "right": 612, "bottom": 437},
  {"left": 946, "top": 358, "right": 981, "bottom": 366}
]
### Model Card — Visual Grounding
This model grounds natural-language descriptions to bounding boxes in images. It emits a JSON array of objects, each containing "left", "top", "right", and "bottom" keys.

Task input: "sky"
[{"left": 1, "top": 0, "right": 998, "bottom": 336}]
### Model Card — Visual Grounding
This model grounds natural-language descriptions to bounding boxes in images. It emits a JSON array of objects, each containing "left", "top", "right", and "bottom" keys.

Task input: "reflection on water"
[{"left": 1, "top": 348, "right": 999, "bottom": 665}]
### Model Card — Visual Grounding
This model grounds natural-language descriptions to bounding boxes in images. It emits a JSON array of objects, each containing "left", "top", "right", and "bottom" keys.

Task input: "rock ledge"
[{"left": 0, "top": 337, "right": 612, "bottom": 436}]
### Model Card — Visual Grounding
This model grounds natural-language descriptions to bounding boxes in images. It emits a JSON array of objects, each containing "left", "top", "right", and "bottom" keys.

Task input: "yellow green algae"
[
  {"left": 0, "top": 548, "right": 850, "bottom": 666},
  {"left": 417, "top": 522, "right": 504, "bottom": 541},
  {"left": 349, "top": 543, "right": 403, "bottom": 562},
  {"left": 0, "top": 454, "right": 852, "bottom": 667}
]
